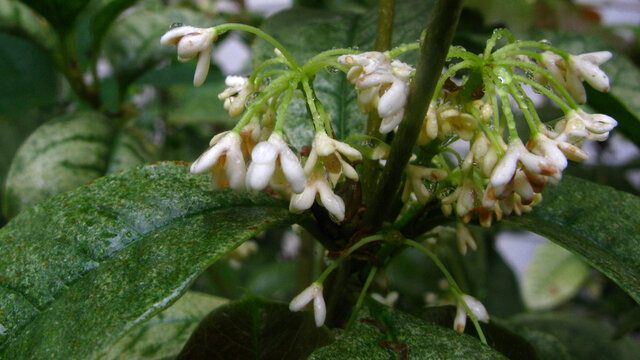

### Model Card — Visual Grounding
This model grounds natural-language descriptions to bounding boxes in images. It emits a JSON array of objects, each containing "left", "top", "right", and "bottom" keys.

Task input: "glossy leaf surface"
[{"left": 0, "top": 163, "right": 301, "bottom": 359}]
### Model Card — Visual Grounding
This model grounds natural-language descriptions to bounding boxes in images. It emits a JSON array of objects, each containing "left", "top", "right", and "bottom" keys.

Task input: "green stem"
[
  {"left": 493, "top": 59, "right": 579, "bottom": 109},
  {"left": 250, "top": 57, "right": 289, "bottom": 84},
  {"left": 374, "top": 0, "right": 397, "bottom": 52},
  {"left": 432, "top": 60, "right": 477, "bottom": 100},
  {"left": 483, "top": 28, "right": 515, "bottom": 58},
  {"left": 386, "top": 42, "right": 420, "bottom": 58},
  {"left": 364, "top": 0, "right": 464, "bottom": 228},
  {"left": 301, "top": 76, "right": 324, "bottom": 132},
  {"left": 507, "top": 74, "right": 539, "bottom": 136},
  {"left": 404, "top": 239, "right": 487, "bottom": 344},
  {"left": 487, "top": 70, "right": 518, "bottom": 140},
  {"left": 491, "top": 40, "right": 571, "bottom": 60},
  {"left": 346, "top": 267, "right": 378, "bottom": 331},
  {"left": 274, "top": 85, "right": 296, "bottom": 133},
  {"left": 511, "top": 73, "right": 573, "bottom": 113},
  {"left": 232, "top": 74, "right": 293, "bottom": 132},
  {"left": 215, "top": 23, "right": 300, "bottom": 69},
  {"left": 316, "top": 235, "right": 383, "bottom": 284}
]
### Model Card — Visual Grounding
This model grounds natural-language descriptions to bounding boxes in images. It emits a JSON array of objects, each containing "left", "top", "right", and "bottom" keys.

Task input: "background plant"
[{"left": 1, "top": 0, "right": 640, "bottom": 359}]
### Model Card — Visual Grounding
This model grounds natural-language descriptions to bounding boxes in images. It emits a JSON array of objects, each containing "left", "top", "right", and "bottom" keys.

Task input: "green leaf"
[
  {"left": 417, "top": 306, "right": 539, "bottom": 360},
  {"left": 253, "top": 0, "right": 434, "bottom": 149},
  {"left": 103, "top": 291, "right": 227, "bottom": 360},
  {"left": 102, "top": 7, "right": 221, "bottom": 93},
  {"left": 18, "top": 0, "right": 90, "bottom": 35},
  {"left": 2, "top": 111, "right": 152, "bottom": 218},
  {"left": 483, "top": 241, "right": 525, "bottom": 318},
  {"left": 505, "top": 176, "right": 640, "bottom": 305},
  {"left": 0, "top": 162, "right": 303, "bottom": 359},
  {"left": 176, "top": 297, "right": 333, "bottom": 359},
  {"left": 0, "top": 0, "right": 58, "bottom": 54},
  {"left": 523, "top": 30, "right": 640, "bottom": 148},
  {"left": 310, "top": 301, "right": 505, "bottom": 359},
  {"left": 0, "top": 33, "right": 63, "bottom": 116},
  {"left": 89, "top": 0, "right": 139, "bottom": 55},
  {"left": 508, "top": 313, "right": 640, "bottom": 360},
  {"left": 522, "top": 241, "right": 590, "bottom": 310}
]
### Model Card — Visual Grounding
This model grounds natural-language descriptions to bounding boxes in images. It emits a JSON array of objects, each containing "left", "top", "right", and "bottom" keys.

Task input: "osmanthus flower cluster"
[{"left": 161, "top": 23, "right": 617, "bottom": 331}]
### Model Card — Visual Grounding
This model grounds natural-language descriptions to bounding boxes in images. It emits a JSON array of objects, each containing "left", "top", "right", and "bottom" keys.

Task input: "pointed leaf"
[
  {"left": 508, "top": 313, "right": 640, "bottom": 360},
  {"left": 176, "top": 297, "right": 333, "bottom": 359},
  {"left": 18, "top": 0, "right": 90, "bottom": 35},
  {"left": 90, "top": 0, "right": 139, "bottom": 54},
  {"left": 310, "top": 301, "right": 505, "bottom": 359},
  {"left": 252, "top": 0, "right": 434, "bottom": 149},
  {"left": 2, "top": 111, "right": 152, "bottom": 218},
  {"left": 522, "top": 242, "right": 590, "bottom": 310},
  {"left": 0, "top": 162, "right": 303, "bottom": 359},
  {"left": 0, "top": 0, "right": 58, "bottom": 54},
  {"left": 103, "top": 291, "right": 227, "bottom": 360},
  {"left": 505, "top": 176, "right": 640, "bottom": 305}
]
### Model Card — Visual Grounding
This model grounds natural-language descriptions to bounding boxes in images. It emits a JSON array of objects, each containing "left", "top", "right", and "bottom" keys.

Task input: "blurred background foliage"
[{"left": 1, "top": 0, "right": 640, "bottom": 357}]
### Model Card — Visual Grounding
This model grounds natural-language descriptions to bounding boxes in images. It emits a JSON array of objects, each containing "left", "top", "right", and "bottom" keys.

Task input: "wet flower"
[
  {"left": 554, "top": 109, "right": 617, "bottom": 143},
  {"left": 161, "top": 26, "right": 217, "bottom": 87},
  {"left": 454, "top": 294, "right": 489, "bottom": 333},
  {"left": 246, "top": 133, "right": 306, "bottom": 193},
  {"left": 290, "top": 167, "right": 345, "bottom": 222},
  {"left": 190, "top": 131, "right": 246, "bottom": 190},
  {"left": 304, "top": 132, "right": 362, "bottom": 185},
  {"left": 437, "top": 105, "right": 477, "bottom": 141},
  {"left": 338, "top": 52, "right": 413, "bottom": 134},
  {"left": 541, "top": 51, "right": 612, "bottom": 104},
  {"left": 402, "top": 165, "right": 448, "bottom": 204},
  {"left": 219, "top": 76, "right": 254, "bottom": 117},
  {"left": 490, "top": 139, "right": 559, "bottom": 189},
  {"left": 289, "top": 282, "right": 326, "bottom": 327}
]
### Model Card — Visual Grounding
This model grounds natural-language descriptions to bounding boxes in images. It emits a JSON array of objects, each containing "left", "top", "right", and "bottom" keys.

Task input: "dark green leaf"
[
  {"left": 0, "top": 33, "right": 62, "bottom": 116},
  {"left": 0, "top": 0, "right": 58, "bottom": 54},
  {"left": 103, "top": 291, "right": 227, "bottom": 360},
  {"left": 523, "top": 30, "right": 640, "bottom": 148},
  {"left": 0, "top": 162, "right": 303, "bottom": 359},
  {"left": 103, "top": 7, "right": 222, "bottom": 93},
  {"left": 505, "top": 176, "right": 640, "bottom": 305},
  {"left": 483, "top": 241, "right": 525, "bottom": 318},
  {"left": 522, "top": 242, "right": 589, "bottom": 310},
  {"left": 310, "top": 301, "right": 505, "bottom": 359},
  {"left": 418, "top": 306, "right": 539, "bottom": 360},
  {"left": 253, "top": 1, "right": 434, "bottom": 149},
  {"left": 18, "top": 0, "right": 90, "bottom": 35},
  {"left": 176, "top": 297, "right": 333, "bottom": 359},
  {"left": 90, "top": 0, "right": 139, "bottom": 55},
  {"left": 508, "top": 313, "right": 640, "bottom": 360},
  {"left": 2, "top": 112, "right": 153, "bottom": 218}
]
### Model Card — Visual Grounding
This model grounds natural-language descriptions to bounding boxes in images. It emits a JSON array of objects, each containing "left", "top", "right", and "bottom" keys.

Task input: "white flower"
[
  {"left": 246, "top": 133, "right": 306, "bottom": 193},
  {"left": 418, "top": 101, "right": 439, "bottom": 145},
  {"left": 490, "top": 139, "right": 559, "bottom": 189},
  {"left": 555, "top": 109, "right": 617, "bottom": 142},
  {"left": 289, "top": 282, "right": 326, "bottom": 327},
  {"left": 304, "top": 132, "right": 362, "bottom": 185},
  {"left": 338, "top": 52, "right": 413, "bottom": 134},
  {"left": 437, "top": 105, "right": 477, "bottom": 141},
  {"left": 371, "top": 291, "right": 399, "bottom": 307},
  {"left": 402, "top": 165, "right": 448, "bottom": 204},
  {"left": 190, "top": 131, "right": 246, "bottom": 190},
  {"left": 456, "top": 222, "right": 477, "bottom": 255},
  {"left": 290, "top": 167, "right": 345, "bottom": 222},
  {"left": 218, "top": 76, "right": 253, "bottom": 117},
  {"left": 541, "top": 51, "right": 612, "bottom": 104},
  {"left": 454, "top": 294, "right": 489, "bottom": 332},
  {"left": 569, "top": 51, "right": 612, "bottom": 93},
  {"left": 161, "top": 26, "right": 217, "bottom": 87}
]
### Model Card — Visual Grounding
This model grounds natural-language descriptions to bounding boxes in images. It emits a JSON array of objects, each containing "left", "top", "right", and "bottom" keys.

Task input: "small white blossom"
[
  {"left": 161, "top": 26, "right": 217, "bottom": 87},
  {"left": 289, "top": 282, "right": 326, "bottom": 327},
  {"left": 338, "top": 52, "right": 413, "bottom": 134},
  {"left": 218, "top": 76, "right": 253, "bottom": 117},
  {"left": 456, "top": 222, "right": 477, "bottom": 255},
  {"left": 490, "top": 139, "right": 559, "bottom": 189},
  {"left": 290, "top": 167, "right": 345, "bottom": 222},
  {"left": 454, "top": 294, "right": 489, "bottom": 333},
  {"left": 371, "top": 291, "right": 399, "bottom": 307},
  {"left": 246, "top": 133, "right": 306, "bottom": 193},
  {"left": 541, "top": 51, "right": 612, "bottom": 104},
  {"left": 191, "top": 131, "right": 246, "bottom": 190},
  {"left": 402, "top": 165, "right": 448, "bottom": 204},
  {"left": 437, "top": 106, "right": 477, "bottom": 141},
  {"left": 304, "top": 132, "right": 362, "bottom": 185},
  {"left": 555, "top": 109, "right": 617, "bottom": 143}
]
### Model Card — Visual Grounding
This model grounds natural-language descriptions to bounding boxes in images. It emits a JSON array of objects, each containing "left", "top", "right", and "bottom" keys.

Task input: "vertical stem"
[
  {"left": 364, "top": 0, "right": 464, "bottom": 228},
  {"left": 363, "top": 0, "right": 397, "bottom": 206}
]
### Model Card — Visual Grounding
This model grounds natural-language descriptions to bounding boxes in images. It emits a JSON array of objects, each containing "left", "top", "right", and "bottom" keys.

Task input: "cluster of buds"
[
  {"left": 402, "top": 35, "right": 618, "bottom": 228},
  {"left": 338, "top": 52, "right": 414, "bottom": 134}
]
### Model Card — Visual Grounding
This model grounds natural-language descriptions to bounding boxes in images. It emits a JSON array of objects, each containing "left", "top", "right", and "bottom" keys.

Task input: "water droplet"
[
  {"left": 170, "top": 22, "right": 184, "bottom": 29},
  {"left": 540, "top": 39, "right": 552, "bottom": 46},
  {"left": 327, "top": 66, "right": 339, "bottom": 73}
]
